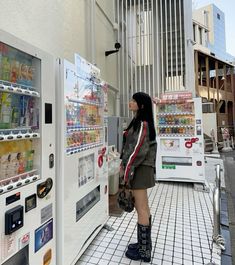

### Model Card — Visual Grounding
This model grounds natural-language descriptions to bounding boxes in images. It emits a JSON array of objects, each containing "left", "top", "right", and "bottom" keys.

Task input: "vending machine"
[
  {"left": 56, "top": 54, "right": 109, "bottom": 265},
  {"left": 0, "top": 30, "right": 56, "bottom": 264},
  {"left": 155, "top": 92, "right": 205, "bottom": 183}
]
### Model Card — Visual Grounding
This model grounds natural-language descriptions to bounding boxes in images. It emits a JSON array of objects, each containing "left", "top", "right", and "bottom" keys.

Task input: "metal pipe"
[
  {"left": 91, "top": 0, "right": 96, "bottom": 64},
  {"left": 126, "top": 0, "right": 129, "bottom": 116},
  {"left": 130, "top": 0, "right": 133, "bottom": 100},
  {"left": 216, "top": 164, "right": 221, "bottom": 192},
  {"left": 169, "top": 0, "right": 173, "bottom": 91},
  {"left": 147, "top": 0, "right": 151, "bottom": 96},
  {"left": 143, "top": 0, "right": 146, "bottom": 93},
  {"left": 121, "top": 0, "right": 125, "bottom": 116},
  {"left": 134, "top": 0, "right": 137, "bottom": 95},
  {"left": 179, "top": 0, "right": 183, "bottom": 90},
  {"left": 212, "top": 163, "right": 226, "bottom": 251},
  {"left": 213, "top": 186, "right": 220, "bottom": 237},
  {"left": 151, "top": 0, "right": 155, "bottom": 96},
  {"left": 138, "top": 0, "right": 142, "bottom": 92},
  {"left": 165, "top": 0, "right": 169, "bottom": 91},
  {"left": 117, "top": 0, "right": 121, "bottom": 116},
  {"left": 160, "top": 0, "right": 164, "bottom": 93}
]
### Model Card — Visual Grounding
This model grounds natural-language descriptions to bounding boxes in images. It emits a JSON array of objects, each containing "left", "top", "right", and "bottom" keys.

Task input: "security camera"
[
  {"left": 115, "top": 42, "right": 121, "bottom": 50},
  {"left": 105, "top": 42, "right": 121, "bottom": 56}
]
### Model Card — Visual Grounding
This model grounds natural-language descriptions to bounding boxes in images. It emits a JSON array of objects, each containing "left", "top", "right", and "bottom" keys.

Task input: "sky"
[{"left": 192, "top": 0, "right": 235, "bottom": 56}]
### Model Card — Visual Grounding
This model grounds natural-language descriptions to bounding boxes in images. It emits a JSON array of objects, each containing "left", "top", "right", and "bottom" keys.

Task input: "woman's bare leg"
[{"left": 132, "top": 189, "right": 150, "bottom": 225}]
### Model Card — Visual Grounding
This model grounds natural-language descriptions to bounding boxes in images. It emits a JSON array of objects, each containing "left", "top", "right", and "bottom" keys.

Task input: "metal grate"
[{"left": 116, "top": 0, "right": 193, "bottom": 117}]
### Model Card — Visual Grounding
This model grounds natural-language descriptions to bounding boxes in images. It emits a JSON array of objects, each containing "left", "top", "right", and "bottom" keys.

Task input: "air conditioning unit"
[{"left": 202, "top": 102, "right": 214, "bottom": 113}]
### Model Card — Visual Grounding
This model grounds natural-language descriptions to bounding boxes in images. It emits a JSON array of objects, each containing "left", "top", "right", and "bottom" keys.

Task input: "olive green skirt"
[{"left": 129, "top": 165, "right": 155, "bottom": 190}]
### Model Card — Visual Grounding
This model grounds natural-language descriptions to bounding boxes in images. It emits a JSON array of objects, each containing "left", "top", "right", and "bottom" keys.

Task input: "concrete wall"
[
  {"left": 203, "top": 112, "right": 218, "bottom": 142},
  {"left": 0, "top": 0, "right": 118, "bottom": 111}
]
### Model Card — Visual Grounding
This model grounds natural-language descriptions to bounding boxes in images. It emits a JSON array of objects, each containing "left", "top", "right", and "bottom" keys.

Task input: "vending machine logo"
[
  {"left": 18, "top": 233, "right": 30, "bottom": 249},
  {"left": 185, "top": 138, "right": 199, "bottom": 149}
]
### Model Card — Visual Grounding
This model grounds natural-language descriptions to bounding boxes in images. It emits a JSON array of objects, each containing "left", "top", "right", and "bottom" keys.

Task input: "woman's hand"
[{"left": 119, "top": 163, "right": 124, "bottom": 177}]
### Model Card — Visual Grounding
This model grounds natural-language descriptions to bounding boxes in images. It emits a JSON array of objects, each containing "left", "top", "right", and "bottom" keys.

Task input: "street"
[{"left": 222, "top": 151, "right": 235, "bottom": 265}]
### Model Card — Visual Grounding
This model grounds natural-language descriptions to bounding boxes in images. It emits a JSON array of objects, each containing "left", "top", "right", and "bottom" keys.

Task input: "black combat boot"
[
  {"left": 128, "top": 215, "right": 152, "bottom": 250},
  {"left": 125, "top": 223, "right": 151, "bottom": 262}
]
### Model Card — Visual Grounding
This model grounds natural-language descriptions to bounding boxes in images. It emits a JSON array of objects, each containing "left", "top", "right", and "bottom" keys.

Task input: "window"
[
  {"left": 193, "top": 24, "right": 196, "bottom": 42},
  {"left": 199, "top": 27, "right": 202, "bottom": 45},
  {"left": 217, "top": 13, "right": 220, "bottom": 20}
]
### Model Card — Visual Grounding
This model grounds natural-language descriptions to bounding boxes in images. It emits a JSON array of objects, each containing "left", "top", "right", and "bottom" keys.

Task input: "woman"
[{"left": 120, "top": 92, "right": 157, "bottom": 262}]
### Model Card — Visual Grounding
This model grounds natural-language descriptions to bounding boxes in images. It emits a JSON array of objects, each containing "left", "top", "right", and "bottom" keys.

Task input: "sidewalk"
[{"left": 76, "top": 179, "right": 222, "bottom": 265}]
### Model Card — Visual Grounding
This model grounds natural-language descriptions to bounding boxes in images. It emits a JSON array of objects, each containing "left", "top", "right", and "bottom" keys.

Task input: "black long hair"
[{"left": 126, "top": 92, "right": 156, "bottom": 141}]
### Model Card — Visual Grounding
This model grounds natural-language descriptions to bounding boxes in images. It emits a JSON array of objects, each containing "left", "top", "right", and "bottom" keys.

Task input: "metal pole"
[
  {"left": 213, "top": 164, "right": 225, "bottom": 251},
  {"left": 213, "top": 186, "right": 220, "bottom": 237}
]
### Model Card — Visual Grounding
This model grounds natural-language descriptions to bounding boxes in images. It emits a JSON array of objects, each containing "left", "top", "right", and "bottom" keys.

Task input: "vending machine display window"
[
  {"left": 64, "top": 64, "right": 103, "bottom": 155},
  {"left": 76, "top": 186, "right": 100, "bottom": 222},
  {"left": 162, "top": 156, "right": 192, "bottom": 166},
  {"left": 78, "top": 153, "right": 94, "bottom": 188},
  {"left": 2, "top": 245, "right": 29, "bottom": 265},
  {"left": 0, "top": 42, "right": 41, "bottom": 193}
]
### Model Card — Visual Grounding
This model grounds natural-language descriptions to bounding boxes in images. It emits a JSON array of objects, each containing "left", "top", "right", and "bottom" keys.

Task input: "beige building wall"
[
  {"left": 193, "top": 5, "right": 214, "bottom": 45},
  {"left": 0, "top": 0, "right": 118, "bottom": 114}
]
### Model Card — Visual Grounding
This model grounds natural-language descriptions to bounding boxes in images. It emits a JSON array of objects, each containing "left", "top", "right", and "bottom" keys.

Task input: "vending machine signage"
[{"left": 155, "top": 93, "right": 205, "bottom": 183}]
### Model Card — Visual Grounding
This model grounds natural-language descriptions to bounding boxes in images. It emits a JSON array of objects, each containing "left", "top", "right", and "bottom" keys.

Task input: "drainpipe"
[{"left": 91, "top": 0, "right": 96, "bottom": 64}]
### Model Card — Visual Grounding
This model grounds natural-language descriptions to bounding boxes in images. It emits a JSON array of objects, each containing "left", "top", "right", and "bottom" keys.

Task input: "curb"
[{"left": 221, "top": 191, "right": 233, "bottom": 265}]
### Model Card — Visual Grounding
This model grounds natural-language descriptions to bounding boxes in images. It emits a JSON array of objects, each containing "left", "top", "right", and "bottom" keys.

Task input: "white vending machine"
[
  {"left": 0, "top": 30, "right": 56, "bottom": 265},
  {"left": 155, "top": 92, "right": 205, "bottom": 183},
  {"left": 56, "top": 54, "right": 109, "bottom": 265}
]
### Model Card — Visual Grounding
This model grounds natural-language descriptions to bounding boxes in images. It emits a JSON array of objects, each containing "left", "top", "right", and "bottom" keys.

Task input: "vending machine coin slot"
[
  {"left": 45, "top": 103, "right": 52, "bottom": 124},
  {"left": 37, "top": 178, "right": 53, "bottom": 198},
  {"left": 49, "top": 153, "right": 54, "bottom": 168},
  {"left": 6, "top": 192, "right": 21, "bottom": 205}
]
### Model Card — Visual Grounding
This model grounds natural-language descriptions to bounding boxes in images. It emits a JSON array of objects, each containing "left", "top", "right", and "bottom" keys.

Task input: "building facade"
[
  {"left": 193, "top": 4, "right": 234, "bottom": 63},
  {"left": 116, "top": 0, "right": 195, "bottom": 117},
  {"left": 193, "top": 4, "right": 235, "bottom": 141}
]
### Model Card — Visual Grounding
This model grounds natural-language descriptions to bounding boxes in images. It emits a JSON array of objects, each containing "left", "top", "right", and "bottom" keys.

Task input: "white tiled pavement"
[{"left": 76, "top": 169, "right": 222, "bottom": 265}]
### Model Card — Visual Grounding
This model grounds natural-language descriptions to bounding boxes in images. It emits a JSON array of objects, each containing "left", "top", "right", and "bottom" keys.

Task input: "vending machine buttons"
[
  {"left": 7, "top": 185, "right": 13, "bottom": 190},
  {"left": 5, "top": 205, "right": 24, "bottom": 235},
  {"left": 196, "top": 161, "right": 202, "bottom": 166}
]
